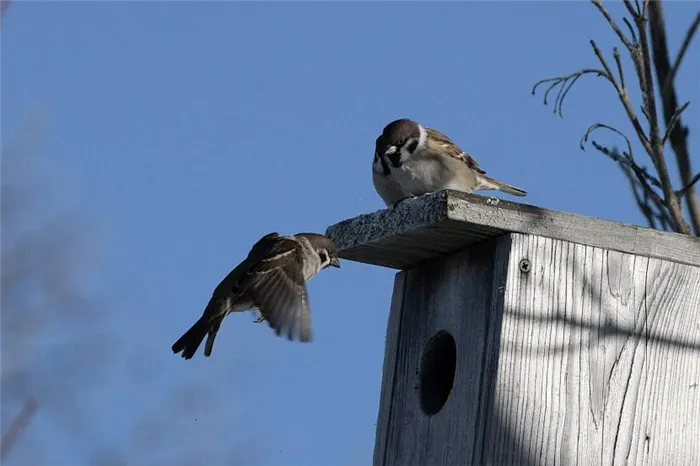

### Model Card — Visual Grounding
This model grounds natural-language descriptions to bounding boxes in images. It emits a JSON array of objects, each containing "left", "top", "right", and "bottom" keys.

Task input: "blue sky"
[{"left": 1, "top": 2, "right": 698, "bottom": 465}]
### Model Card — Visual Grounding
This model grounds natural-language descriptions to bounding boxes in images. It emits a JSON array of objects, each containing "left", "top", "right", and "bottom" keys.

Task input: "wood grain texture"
[
  {"left": 373, "top": 271, "right": 406, "bottom": 466},
  {"left": 482, "top": 233, "right": 700, "bottom": 465},
  {"left": 325, "top": 190, "right": 700, "bottom": 270},
  {"left": 375, "top": 233, "right": 700, "bottom": 466},
  {"left": 374, "top": 236, "right": 511, "bottom": 465}
]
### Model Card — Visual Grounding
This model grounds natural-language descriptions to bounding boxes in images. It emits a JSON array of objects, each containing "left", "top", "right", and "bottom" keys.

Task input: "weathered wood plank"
[
  {"left": 479, "top": 233, "right": 700, "bottom": 465},
  {"left": 375, "top": 233, "right": 700, "bottom": 465},
  {"left": 325, "top": 190, "right": 700, "bottom": 269},
  {"left": 373, "top": 271, "right": 406, "bottom": 466},
  {"left": 374, "top": 237, "right": 512, "bottom": 465}
]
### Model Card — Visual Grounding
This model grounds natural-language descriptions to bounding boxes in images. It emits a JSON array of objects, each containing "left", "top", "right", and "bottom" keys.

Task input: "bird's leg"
[{"left": 253, "top": 312, "right": 266, "bottom": 324}]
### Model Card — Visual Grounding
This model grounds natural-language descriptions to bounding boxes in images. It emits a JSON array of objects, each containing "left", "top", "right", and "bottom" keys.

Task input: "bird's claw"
[{"left": 253, "top": 314, "right": 266, "bottom": 324}]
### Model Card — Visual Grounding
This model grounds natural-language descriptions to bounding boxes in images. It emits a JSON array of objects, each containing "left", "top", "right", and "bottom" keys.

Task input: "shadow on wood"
[{"left": 326, "top": 190, "right": 700, "bottom": 466}]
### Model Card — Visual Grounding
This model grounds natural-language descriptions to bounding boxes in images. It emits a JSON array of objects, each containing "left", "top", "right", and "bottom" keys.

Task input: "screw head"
[{"left": 519, "top": 259, "right": 531, "bottom": 273}]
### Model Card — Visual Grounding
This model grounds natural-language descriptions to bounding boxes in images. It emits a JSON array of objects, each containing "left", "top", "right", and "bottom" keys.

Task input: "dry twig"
[
  {"left": 531, "top": 69, "right": 608, "bottom": 118},
  {"left": 532, "top": 0, "right": 697, "bottom": 235}
]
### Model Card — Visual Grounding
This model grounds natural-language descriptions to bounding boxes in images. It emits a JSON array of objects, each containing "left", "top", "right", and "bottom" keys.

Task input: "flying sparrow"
[
  {"left": 171, "top": 232, "right": 341, "bottom": 360},
  {"left": 372, "top": 118, "right": 527, "bottom": 207}
]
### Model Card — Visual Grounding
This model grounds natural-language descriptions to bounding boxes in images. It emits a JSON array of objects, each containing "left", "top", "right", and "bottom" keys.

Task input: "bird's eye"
[{"left": 406, "top": 140, "right": 418, "bottom": 152}]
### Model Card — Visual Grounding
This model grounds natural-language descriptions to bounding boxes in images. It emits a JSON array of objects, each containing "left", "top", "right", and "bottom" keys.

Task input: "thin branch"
[
  {"left": 590, "top": 141, "right": 671, "bottom": 229},
  {"left": 580, "top": 123, "right": 632, "bottom": 154},
  {"left": 663, "top": 101, "right": 690, "bottom": 145},
  {"left": 637, "top": 184, "right": 658, "bottom": 229},
  {"left": 624, "top": 0, "right": 640, "bottom": 18},
  {"left": 0, "top": 397, "right": 38, "bottom": 461},
  {"left": 677, "top": 173, "right": 700, "bottom": 199},
  {"left": 662, "top": 12, "right": 700, "bottom": 102},
  {"left": 623, "top": 17, "right": 638, "bottom": 43},
  {"left": 642, "top": 0, "right": 650, "bottom": 20},
  {"left": 531, "top": 69, "right": 609, "bottom": 118},
  {"left": 637, "top": 6, "right": 662, "bottom": 159},
  {"left": 590, "top": 40, "right": 618, "bottom": 90},
  {"left": 590, "top": 0, "right": 635, "bottom": 51},
  {"left": 613, "top": 47, "right": 626, "bottom": 89},
  {"left": 581, "top": 123, "right": 664, "bottom": 196},
  {"left": 589, "top": 40, "right": 652, "bottom": 152},
  {"left": 580, "top": 124, "right": 656, "bottom": 192},
  {"left": 617, "top": 150, "right": 657, "bottom": 229}
]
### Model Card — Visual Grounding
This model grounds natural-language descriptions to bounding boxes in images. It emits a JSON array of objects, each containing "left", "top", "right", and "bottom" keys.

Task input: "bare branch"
[
  {"left": 590, "top": 141, "right": 672, "bottom": 229},
  {"left": 662, "top": 12, "right": 700, "bottom": 101},
  {"left": 638, "top": 187, "right": 659, "bottom": 229},
  {"left": 663, "top": 101, "right": 690, "bottom": 145},
  {"left": 606, "top": 145, "right": 656, "bottom": 228},
  {"left": 624, "top": 0, "right": 641, "bottom": 18},
  {"left": 677, "top": 173, "right": 700, "bottom": 199},
  {"left": 590, "top": 0, "right": 635, "bottom": 50},
  {"left": 531, "top": 69, "right": 608, "bottom": 118},
  {"left": 589, "top": 40, "right": 653, "bottom": 153},
  {"left": 648, "top": 0, "right": 699, "bottom": 235},
  {"left": 613, "top": 47, "right": 626, "bottom": 89},
  {"left": 581, "top": 123, "right": 664, "bottom": 197},
  {"left": 534, "top": 0, "right": 696, "bottom": 235},
  {"left": 623, "top": 17, "right": 638, "bottom": 43},
  {"left": 580, "top": 123, "right": 631, "bottom": 154},
  {"left": 0, "top": 397, "right": 38, "bottom": 461},
  {"left": 642, "top": 0, "right": 650, "bottom": 19},
  {"left": 590, "top": 40, "right": 618, "bottom": 90}
]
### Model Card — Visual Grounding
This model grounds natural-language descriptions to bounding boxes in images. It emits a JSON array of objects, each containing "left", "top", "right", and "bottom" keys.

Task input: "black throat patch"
[{"left": 388, "top": 151, "right": 402, "bottom": 168}]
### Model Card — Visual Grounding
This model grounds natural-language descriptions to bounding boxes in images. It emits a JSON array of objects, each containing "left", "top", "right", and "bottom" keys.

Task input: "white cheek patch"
[
  {"left": 417, "top": 124, "right": 428, "bottom": 151},
  {"left": 399, "top": 145, "right": 413, "bottom": 164},
  {"left": 399, "top": 138, "right": 417, "bottom": 163},
  {"left": 398, "top": 125, "right": 427, "bottom": 164}
]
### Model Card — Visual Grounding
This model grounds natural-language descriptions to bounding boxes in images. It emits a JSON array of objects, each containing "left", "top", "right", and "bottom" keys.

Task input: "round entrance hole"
[{"left": 419, "top": 330, "right": 457, "bottom": 416}]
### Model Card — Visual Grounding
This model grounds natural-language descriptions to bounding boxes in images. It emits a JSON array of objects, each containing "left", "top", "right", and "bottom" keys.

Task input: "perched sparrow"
[
  {"left": 171, "top": 232, "right": 340, "bottom": 360},
  {"left": 372, "top": 118, "right": 527, "bottom": 206}
]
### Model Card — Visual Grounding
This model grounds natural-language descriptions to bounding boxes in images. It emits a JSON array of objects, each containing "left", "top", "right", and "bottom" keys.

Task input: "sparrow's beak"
[
  {"left": 330, "top": 257, "right": 341, "bottom": 268},
  {"left": 384, "top": 146, "right": 397, "bottom": 156}
]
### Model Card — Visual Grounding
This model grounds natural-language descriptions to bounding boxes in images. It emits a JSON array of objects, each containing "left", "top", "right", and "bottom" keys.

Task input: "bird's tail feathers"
[
  {"left": 172, "top": 315, "right": 210, "bottom": 360},
  {"left": 204, "top": 315, "right": 225, "bottom": 357},
  {"left": 477, "top": 175, "right": 527, "bottom": 197}
]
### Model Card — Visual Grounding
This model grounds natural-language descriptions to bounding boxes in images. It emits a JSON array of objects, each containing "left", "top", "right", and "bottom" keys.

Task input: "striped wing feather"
[
  {"left": 238, "top": 234, "right": 312, "bottom": 342},
  {"left": 425, "top": 127, "right": 486, "bottom": 175}
]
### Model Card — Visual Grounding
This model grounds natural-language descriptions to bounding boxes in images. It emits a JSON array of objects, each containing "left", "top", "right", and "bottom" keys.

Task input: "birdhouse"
[{"left": 326, "top": 190, "right": 700, "bottom": 466}]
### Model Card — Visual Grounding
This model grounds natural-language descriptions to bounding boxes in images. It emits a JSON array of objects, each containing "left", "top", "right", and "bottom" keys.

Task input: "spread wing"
[
  {"left": 237, "top": 234, "right": 312, "bottom": 342},
  {"left": 425, "top": 127, "right": 486, "bottom": 175},
  {"left": 206, "top": 233, "right": 284, "bottom": 311}
]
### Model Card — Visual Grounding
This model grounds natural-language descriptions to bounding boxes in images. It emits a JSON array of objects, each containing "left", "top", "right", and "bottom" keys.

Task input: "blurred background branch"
[
  {"left": 1, "top": 114, "right": 109, "bottom": 463},
  {"left": 0, "top": 397, "right": 38, "bottom": 461}
]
